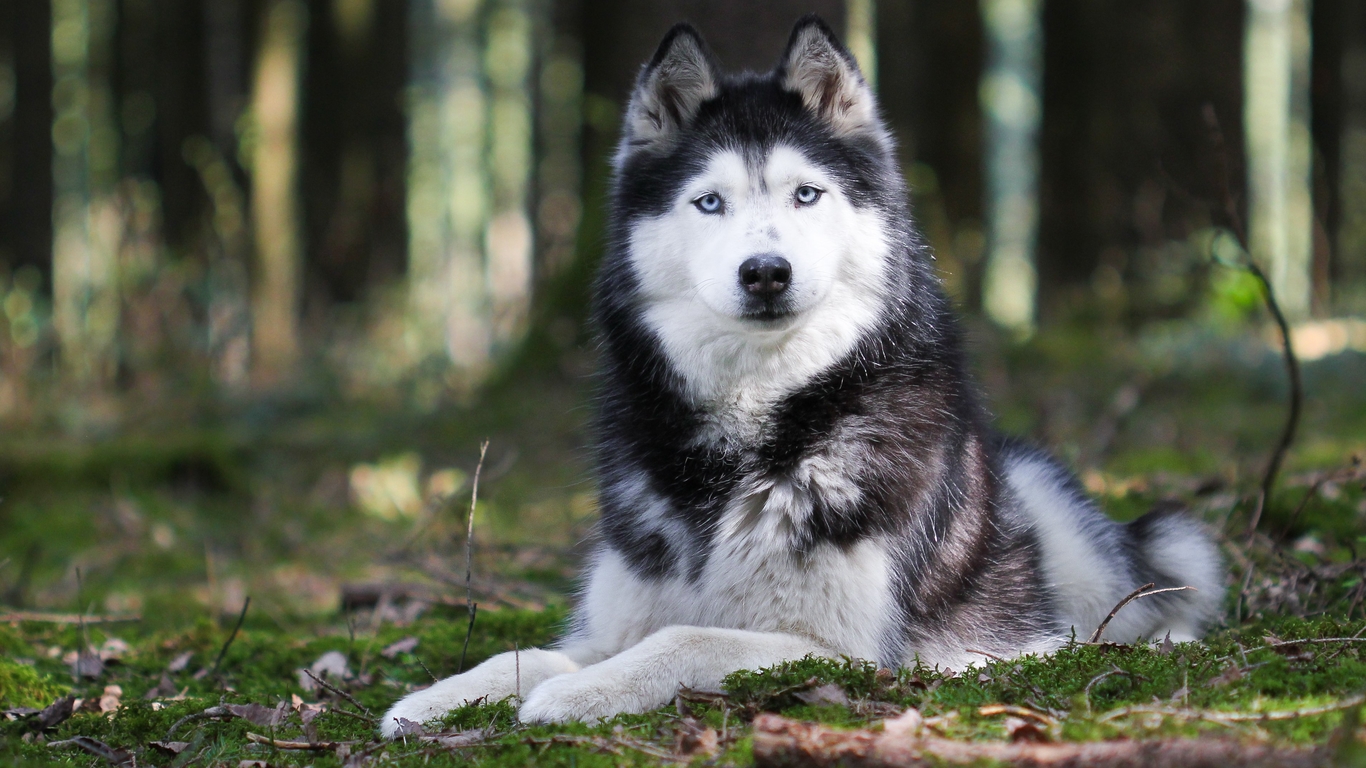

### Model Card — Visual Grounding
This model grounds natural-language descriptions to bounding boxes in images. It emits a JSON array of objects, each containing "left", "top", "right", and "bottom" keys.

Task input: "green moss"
[{"left": 0, "top": 656, "right": 67, "bottom": 709}]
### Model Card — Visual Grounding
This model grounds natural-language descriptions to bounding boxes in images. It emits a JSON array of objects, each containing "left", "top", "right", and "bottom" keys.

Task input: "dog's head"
[{"left": 606, "top": 17, "right": 911, "bottom": 404}]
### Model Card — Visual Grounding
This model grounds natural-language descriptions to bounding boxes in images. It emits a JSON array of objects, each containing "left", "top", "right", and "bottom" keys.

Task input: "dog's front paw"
[
  {"left": 519, "top": 668, "right": 664, "bottom": 723},
  {"left": 380, "top": 682, "right": 490, "bottom": 738}
]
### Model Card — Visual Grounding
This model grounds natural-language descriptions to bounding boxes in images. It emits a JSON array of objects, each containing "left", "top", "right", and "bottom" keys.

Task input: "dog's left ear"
[{"left": 779, "top": 15, "right": 878, "bottom": 137}]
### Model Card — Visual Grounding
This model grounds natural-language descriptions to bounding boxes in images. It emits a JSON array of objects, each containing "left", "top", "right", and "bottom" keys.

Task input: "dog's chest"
[{"left": 683, "top": 521, "right": 896, "bottom": 660}]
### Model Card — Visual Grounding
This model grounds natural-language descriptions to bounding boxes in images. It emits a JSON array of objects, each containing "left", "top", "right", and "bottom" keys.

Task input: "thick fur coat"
[{"left": 380, "top": 16, "right": 1223, "bottom": 736}]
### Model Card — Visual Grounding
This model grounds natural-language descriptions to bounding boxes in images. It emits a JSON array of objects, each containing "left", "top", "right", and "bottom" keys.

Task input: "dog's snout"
[{"left": 738, "top": 254, "right": 791, "bottom": 299}]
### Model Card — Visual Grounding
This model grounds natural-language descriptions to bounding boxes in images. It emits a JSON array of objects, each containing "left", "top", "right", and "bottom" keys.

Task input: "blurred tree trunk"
[
  {"left": 154, "top": 0, "right": 210, "bottom": 255},
  {"left": 249, "top": 0, "right": 306, "bottom": 386},
  {"left": 1329, "top": 0, "right": 1366, "bottom": 309},
  {"left": 406, "top": 0, "right": 490, "bottom": 378},
  {"left": 51, "top": 0, "right": 121, "bottom": 384},
  {"left": 0, "top": 4, "right": 12, "bottom": 268},
  {"left": 1037, "top": 0, "right": 1244, "bottom": 323},
  {"left": 301, "top": 0, "right": 407, "bottom": 308},
  {"left": 5, "top": 0, "right": 53, "bottom": 279},
  {"left": 877, "top": 1, "right": 985, "bottom": 309}
]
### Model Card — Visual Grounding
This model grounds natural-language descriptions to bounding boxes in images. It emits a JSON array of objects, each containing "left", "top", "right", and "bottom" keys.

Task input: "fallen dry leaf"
[
  {"left": 149, "top": 740, "right": 191, "bottom": 756},
  {"left": 1003, "top": 716, "right": 1051, "bottom": 743},
  {"left": 381, "top": 636, "right": 419, "bottom": 658},
  {"left": 675, "top": 718, "right": 719, "bottom": 757},
  {"left": 166, "top": 651, "right": 193, "bottom": 672},
  {"left": 794, "top": 683, "right": 850, "bottom": 707},
  {"left": 225, "top": 702, "right": 289, "bottom": 727},
  {"left": 35, "top": 697, "right": 75, "bottom": 730},
  {"left": 882, "top": 707, "right": 923, "bottom": 738}
]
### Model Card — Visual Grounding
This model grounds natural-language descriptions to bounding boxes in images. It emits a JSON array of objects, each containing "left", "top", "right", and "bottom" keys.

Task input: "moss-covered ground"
[{"left": 2, "top": 320, "right": 1365, "bottom": 765}]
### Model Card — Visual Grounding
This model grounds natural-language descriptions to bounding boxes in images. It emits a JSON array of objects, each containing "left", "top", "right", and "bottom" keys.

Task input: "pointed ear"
[
  {"left": 621, "top": 24, "right": 719, "bottom": 155},
  {"left": 779, "top": 15, "right": 879, "bottom": 137}
]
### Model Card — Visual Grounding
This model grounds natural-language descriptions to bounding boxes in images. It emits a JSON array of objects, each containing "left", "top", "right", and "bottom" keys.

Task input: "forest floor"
[{"left": 2, "top": 317, "right": 1366, "bottom": 766}]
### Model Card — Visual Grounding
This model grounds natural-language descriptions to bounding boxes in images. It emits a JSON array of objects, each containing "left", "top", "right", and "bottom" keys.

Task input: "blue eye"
[
  {"left": 795, "top": 185, "right": 822, "bottom": 205},
  {"left": 694, "top": 193, "right": 723, "bottom": 214}
]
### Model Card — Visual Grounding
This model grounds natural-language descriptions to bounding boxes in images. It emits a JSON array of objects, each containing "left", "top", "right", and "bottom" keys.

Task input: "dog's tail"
[{"left": 1126, "top": 502, "right": 1225, "bottom": 641}]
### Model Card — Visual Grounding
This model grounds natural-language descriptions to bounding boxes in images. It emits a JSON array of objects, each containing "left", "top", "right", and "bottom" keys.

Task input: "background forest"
[{"left": 1, "top": 0, "right": 1366, "bottom": 765}]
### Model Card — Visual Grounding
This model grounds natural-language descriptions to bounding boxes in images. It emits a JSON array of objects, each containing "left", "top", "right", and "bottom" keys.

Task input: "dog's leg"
[
  {"left": 519, "top": 625, "right": 831, "bottom": 723},
  {"left": 380, "top": 648, "right": 581, "bottom": 737}
]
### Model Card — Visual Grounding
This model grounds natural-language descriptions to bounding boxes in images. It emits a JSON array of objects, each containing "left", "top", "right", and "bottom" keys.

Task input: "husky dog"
[{"left": 380, "top": 15, "right": 1223, "bottom": 736}]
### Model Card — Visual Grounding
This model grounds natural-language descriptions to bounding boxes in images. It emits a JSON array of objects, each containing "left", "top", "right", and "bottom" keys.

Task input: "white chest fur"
[{"left": 576, "top": 499, "right": 897, "bottom": 664}]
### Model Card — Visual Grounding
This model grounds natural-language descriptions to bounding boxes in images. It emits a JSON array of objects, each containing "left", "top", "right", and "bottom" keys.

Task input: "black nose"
[{"left": 738, "top": 254, "right": 791, "bottom": 299}]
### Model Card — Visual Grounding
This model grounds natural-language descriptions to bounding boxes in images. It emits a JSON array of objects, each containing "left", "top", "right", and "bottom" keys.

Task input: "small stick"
[
  {"left": 1101, "top": 692, "right": 1366, "bottom": 723},
  {"left": 1199, "top": 105, "right": 1302, "bottom": 538},
  {"left": 963, "top": 648, "right": 1005, "bottom": 663},
  {"left": 0, "top": 611, "right": 140, "bottom": 624},
  {"left": 75, "top": 568, "right": 88, "bottom": 664},
  {"left": 246, "top": 732, "right": 357, "bottom": 750},
  {"left": 210, "top": 596, "right": 250, "bottom": 677},
  {"left": 1087, "top": 584, "right": 1196, "bottom": 644},
  {"left": 165, "top": 705, "right": 233, "bottom": 741},
  {"left": 458, "top": 440, "right": 489, "bottom": 674},
  {"left": 303, "top": 668, "right": 374, "bottom": 720}
]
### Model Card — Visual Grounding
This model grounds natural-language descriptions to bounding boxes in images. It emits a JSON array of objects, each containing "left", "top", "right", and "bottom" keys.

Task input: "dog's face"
[
  {"left": 609, "top": 17, "right": 904, "bottom": 407},
  {"left": 628, "top": 144, "right": 889, "bottom": 328}
]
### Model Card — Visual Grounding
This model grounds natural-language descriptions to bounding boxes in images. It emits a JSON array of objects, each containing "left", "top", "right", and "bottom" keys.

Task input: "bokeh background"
[{"left": 0, "top": 0, "right": 1363, "bottom": 626}]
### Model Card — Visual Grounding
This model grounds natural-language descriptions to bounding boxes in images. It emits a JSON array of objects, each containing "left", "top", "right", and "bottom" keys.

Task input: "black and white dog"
[{"left": 381, "top": 15, "right": 1222, "bottom": 736}]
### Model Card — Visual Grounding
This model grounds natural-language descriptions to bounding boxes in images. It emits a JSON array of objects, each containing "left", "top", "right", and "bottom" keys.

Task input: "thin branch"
[
  {"left": 303, "top": 668, "right": 374, "bottom": 721},
  {"left": 246, "top": 732, "right": 358, "bottom": 750},
  {"left": 1200, "top": 104, "right": 1303, "bottom": 538},
  {"left": 0, "top": 611, "right": 140, "bottom": 624},
  {"left": 458, "top": 440, "right": 489, "bottom": 674},
  {"left": 1088, "top": 584, "right": 1196, "bottom": 644},
  {"left": 210, "top": 596, "right": 250, "bottom": 677},
  {"left": 1100, "top": 692, "right": 1366, "bottom": 723}
]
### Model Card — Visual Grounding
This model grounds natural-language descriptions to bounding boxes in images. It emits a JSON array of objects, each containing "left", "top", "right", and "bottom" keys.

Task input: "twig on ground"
[
  {"left": 246, "top": 732, "right": 358, "bottom": 750},
  {"left": 1084, "top": 666, "right": 1136, "bottom": 711},
  {"left": 210, "top": 596, "right": 250, "bottom": 678},
  {"left": 0, "top": 610, "right": 140, "bottom": 624},
  {"left": 1087, "top": 584, "right": 1196, "bottom": 644},
  {"left": 751, "top": 713, "right": 1320, "bottom": 768},
  {"left": 1100, "top": 692, "right": 1366, "bottom": 724},
  {"left": 458, "top": 440, "right": 489, "bottom": 674},
  {"left": 303, "top": 668, "right": 374, "bottom": 721},
  {"left": 165, "top": 705, "right": 234, "bottom": 741},
  {"left": 1279, "top": 457, "right": 1365, "bottom": 539},
  {"left": 977, "top": 704, "right": 1058, "bottom": 728},
  {"left": 963, "top": 648, "right": 1005, "bottom": 663},
  {"left": 1199, "top": 104, "right": 1302, "bottom": 539}
]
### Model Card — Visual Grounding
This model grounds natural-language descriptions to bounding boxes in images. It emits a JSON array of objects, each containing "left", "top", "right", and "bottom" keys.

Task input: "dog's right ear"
[{"left": 621, "top": 24, "right": 718, "bottom": 156}]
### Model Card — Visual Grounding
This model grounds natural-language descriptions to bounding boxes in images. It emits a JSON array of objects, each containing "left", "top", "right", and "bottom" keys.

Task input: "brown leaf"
[
  {"left": 1158, "top": 632, "right": 1174, "bottom": 655},
  {"left": 391, "top": 717, "right": 425, "bottom": 737},
  {"left": 381, "top": 636, "right": 419, "bottom": 658},
  {"left": 1004, "top": 717, "right": 1051, "bottom": 743},
  {"left": 149, "top": 741, "right": 191, "bottom": 756},
  {"left": 98, "top": 685, "right": 122, "bottom": 714},
  {"left": 36, "top": 696, "right": 75, "bottom": 730},
  {"left": 1209, "top": 665, "right": 1245, "bottom": 687},
  {"left": 226, "top": 702, "right": 289, "bottom": 727},
  {"left": 675, "top": 718, "right": 719, "bottom": 757},
  {"left": 166, "top": 651, "right": 193, "bottom": 673},
  {"left": 882, "top": 707, "right": 923, "bottom": 738},
  {"left": 794, "top": 683, "right": 850, "bottom": 707}
]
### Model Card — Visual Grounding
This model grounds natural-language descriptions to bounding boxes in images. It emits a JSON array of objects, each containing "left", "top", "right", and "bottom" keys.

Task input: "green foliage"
[{"left": 0, "top": 656, "right": 67, "bottom": 709}]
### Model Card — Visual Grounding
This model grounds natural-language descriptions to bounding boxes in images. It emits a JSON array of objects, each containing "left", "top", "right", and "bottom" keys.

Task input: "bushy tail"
[{"left": 1127, "top": 503, "right": 1226, "bottom": 640}]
